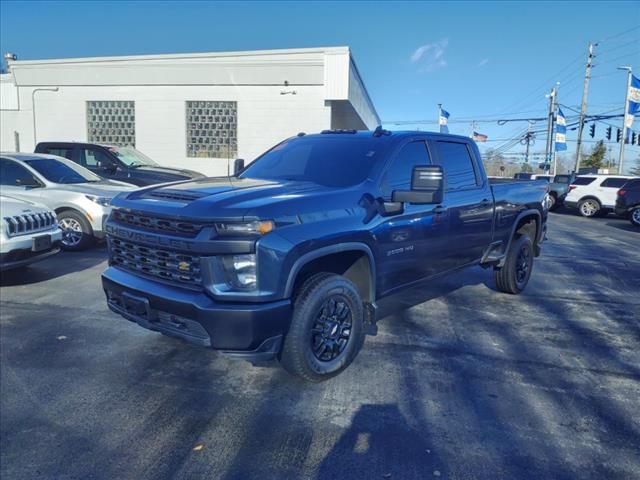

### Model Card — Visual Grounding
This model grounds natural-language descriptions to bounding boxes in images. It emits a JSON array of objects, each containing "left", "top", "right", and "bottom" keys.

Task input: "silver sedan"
[{"left": 0, "top": 153, "right": 138, "bottom": 250}]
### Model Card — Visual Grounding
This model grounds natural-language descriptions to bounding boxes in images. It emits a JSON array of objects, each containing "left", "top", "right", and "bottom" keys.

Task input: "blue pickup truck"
[{"left": 102, "top": 129, "right": 549, "bottom": 382}]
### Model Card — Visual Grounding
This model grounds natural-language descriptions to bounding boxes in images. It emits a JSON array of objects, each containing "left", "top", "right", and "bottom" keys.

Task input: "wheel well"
[
  {"left": 54, "top": 207, "right": 93, "bottom": 232},
  {"left": 549, "top": 191, "right": 557, "bottom": 199},
  {"left": 515, "top": 214, "right": 539, "bottom": 242},
  {"left": 292, "top": 251, "right": 374, "bottom": 303}
]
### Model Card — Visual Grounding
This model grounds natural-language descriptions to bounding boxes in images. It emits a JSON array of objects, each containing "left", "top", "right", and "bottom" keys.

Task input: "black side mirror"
[
  {"left": 392, "top": 165, "right": 444, "bottom": 205},
  {"left": 233, "top": 158, "right": 245, "bottom": 176},
  {"left": 16, "top": 177, "right": 41, "bottom": 188},
  {"left": 97, "top": 160, "right": 117, "bottom": 174}
]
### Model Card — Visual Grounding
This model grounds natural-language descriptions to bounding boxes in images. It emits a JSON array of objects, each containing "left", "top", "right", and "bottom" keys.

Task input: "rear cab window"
[
  {"left": 42, "top": 147, "right": 74, "bottom": 161},
  {"left": 433, "top": 140, "right": 479, "bottom": 190}
]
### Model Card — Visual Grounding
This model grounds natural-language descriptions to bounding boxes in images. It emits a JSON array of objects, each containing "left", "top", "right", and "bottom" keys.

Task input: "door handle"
[{"left": 432, "top": 205, "right": 447, "bottom": 214}]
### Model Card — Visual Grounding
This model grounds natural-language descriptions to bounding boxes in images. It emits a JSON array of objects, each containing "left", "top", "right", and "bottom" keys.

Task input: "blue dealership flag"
[
  {"left": 439, "top": 108, "right": 450, "bottom": 134},
  {"left": 625, "top": 74, "right": 640, "bottom": 129},
  {"left": 628, "top": 74, "right": 640, "bottom": 115},
  {"left": 555, "top": 108, "right": 567, "bottom": 151}
]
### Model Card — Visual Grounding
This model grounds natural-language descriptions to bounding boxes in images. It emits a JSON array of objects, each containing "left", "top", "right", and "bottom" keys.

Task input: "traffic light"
[
  {"left": 616, "top": 128, "right": 622, "bottom": 143},
  {"left": 589, "top": 123, "right": 595, "bottom": 138},
  {"left": 606, "top": 126, "right": 612, "bottom": 140}
]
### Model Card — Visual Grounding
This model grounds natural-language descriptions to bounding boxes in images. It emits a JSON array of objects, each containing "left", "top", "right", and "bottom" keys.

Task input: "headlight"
[
  {"left": 215, "top": 220, "right": 274, "bottom": 236},
  {"left": 220, "top": 254, "right": 257, "bottom": 290},
  {"left": 85, "top": 195, "right": 112, "bottom": 207}
]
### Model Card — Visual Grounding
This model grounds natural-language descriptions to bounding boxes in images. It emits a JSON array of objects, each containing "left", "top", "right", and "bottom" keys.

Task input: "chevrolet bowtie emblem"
[{"left": 178, "top": 261, "right": 190, "bottom": 271}]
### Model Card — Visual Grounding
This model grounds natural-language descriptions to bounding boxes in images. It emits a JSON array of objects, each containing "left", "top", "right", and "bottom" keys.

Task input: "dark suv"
[
  {"left": 615, "top": 178, "right": 640, "bottom": 227},
  {"left": 35, "top": 142, "right": 204, "bottom": 187}
]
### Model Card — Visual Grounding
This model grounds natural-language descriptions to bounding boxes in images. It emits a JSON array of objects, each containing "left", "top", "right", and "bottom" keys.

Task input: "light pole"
[
  {"left": 618, "top": 66, "right": 632, "bottom": 174},
  {"left": 32, "top": 87, "right": 59, "bottom": 147}
]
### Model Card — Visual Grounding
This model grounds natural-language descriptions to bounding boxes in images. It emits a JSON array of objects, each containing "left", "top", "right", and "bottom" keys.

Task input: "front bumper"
[
  {"left": 0, "top": 229, "right": 63, "bottom": 270},
  {"left": 102, "top": 266, "right": 292, "bottom": 361}
]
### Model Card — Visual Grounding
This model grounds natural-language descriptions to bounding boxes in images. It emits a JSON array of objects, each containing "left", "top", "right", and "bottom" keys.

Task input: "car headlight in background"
[
  {"left": 220, "top": 254, "right": 257, "bottom": 290},
  {"left": 85, "top": 195, "right": 113, "bottom": 207},
  {"left": 215, "top": 220, "right": 274, "bottom": 236}
]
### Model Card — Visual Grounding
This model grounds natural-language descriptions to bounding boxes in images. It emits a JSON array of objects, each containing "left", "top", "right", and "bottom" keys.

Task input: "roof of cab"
[{"left": 303, "top": 129, "right": 474, "bottom": 143}]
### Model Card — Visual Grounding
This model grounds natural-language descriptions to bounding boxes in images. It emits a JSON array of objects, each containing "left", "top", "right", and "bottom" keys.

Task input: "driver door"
[{"left": 372, "top": 140, "right": 450, "bottom": 295}]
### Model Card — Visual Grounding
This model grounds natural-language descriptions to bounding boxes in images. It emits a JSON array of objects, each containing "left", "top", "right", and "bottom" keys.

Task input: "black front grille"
[
  {"left": 109, "top": 238, "right": 202, "bottom": 288},
  {"left": 111, "top": 210, "right": 204, "bottom": 236},
  {"left": 4, "top": 212, "right": 56, "bottom": 237}
]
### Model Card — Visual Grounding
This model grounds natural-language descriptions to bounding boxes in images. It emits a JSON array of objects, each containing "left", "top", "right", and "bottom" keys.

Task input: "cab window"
[
  {"left": 433, "top": 141, "right": 479, "bottom": 190},
  {"left": 381, "top": 141, "right": 431, "bottom": 198}
]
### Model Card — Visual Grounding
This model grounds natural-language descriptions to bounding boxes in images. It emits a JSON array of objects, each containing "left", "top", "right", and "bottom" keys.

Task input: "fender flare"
[
  {"left": 500, "top": 209, "right": 542, "bottom": 266},
  {"left": 283, "top": 242, "right": 376, "bottom": 299}
]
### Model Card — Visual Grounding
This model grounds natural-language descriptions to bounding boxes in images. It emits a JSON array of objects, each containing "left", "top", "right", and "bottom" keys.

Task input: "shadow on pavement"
[
  {"left": 317, "top": 404, "right": 436, "bottom": 479},
  {"left": 0, "top": 245, "right": 107, "bottom": 287}
]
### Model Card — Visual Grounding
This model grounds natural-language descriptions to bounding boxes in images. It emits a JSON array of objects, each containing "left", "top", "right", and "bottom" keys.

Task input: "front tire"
[
  {"left": 494, "top": 234, "right": 534, "bottom": 294},
  {"left": 631, "top": 207, "right": 640, "bottom": 227},
  {"left": 578, "top": 198, "right": 601, "bottom": 218},
  {"left": 280, "top": 273, "right": 365, "bottom": 382},
  {"left": 58, "top": 211, "right": 94, "bottom": 251}
]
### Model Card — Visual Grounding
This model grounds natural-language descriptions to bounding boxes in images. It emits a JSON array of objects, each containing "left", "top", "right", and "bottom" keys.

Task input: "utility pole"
[
  {"left": 618, "top": 66, "right": 632, "bottom": 174},
  {"left": 575, "top": 42, "right": 596, "bottom": 172},
  {"left": 524, "top": 120, "right": 533, "bottom": 164},
  {"left": 544, "top": 84, "right": 558, "bottom": 174}
]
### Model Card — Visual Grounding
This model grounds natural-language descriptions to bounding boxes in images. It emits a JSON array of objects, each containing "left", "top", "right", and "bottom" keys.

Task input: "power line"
[{"left": 597, "top": 25, "right": 640, "bottom": 43}]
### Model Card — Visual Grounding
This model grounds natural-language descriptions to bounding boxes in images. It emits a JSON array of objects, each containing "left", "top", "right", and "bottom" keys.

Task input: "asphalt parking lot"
[{"left": 1, "top": 210, "right": 639, "bottom": 480}]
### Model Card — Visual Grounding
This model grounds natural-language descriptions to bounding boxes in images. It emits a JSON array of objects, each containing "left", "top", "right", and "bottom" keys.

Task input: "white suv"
[
  {"left": 565, "top": 174, "right": 638, "bottom": 217},
  {"left": 1, "top": 195, "right": 63, "bottom": 270}
]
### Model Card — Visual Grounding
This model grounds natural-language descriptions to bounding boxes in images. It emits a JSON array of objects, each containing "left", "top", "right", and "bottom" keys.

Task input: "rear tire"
[
  {"left": 58, "top": 211, "right": 94, "bottom": 251},
  {"left": 494, "top": 234, "right": 534, "bottom": 294},
  {"left": 631, "top": 207, "right": 640, "bottom": 227},
  {"left": 577, "top": 198, "right": 601, "bottom": 218},
  {"left": 279, "top": 273, "right": 365, "bottom": 382},
  {"left": 547, "top": 194, "right": 558, "bottom": 211}
]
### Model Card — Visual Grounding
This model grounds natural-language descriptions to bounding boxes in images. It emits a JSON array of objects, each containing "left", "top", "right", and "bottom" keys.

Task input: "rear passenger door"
[
  {"left": 598, "top": 177, "right": 628, "bottom": 207},
  {"left": 430, "top": 140, "right": 494, "bottom": 269}
]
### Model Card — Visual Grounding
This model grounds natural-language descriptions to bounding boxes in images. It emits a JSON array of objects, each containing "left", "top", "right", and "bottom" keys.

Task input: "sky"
[{"left": 1, "top": 0, "right": 639, "bottom": 168}]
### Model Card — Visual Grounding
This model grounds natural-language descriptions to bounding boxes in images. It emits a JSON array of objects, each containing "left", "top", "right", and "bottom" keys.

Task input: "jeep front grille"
[
  {"left": 4, "top": 212, "right": 57, "bottom": 237},
  {"left": 109, "top": 237, "right": 202, "bottom": 288},
  {"left": 111, "top": 209, "right": 204, "bottom": 236}
]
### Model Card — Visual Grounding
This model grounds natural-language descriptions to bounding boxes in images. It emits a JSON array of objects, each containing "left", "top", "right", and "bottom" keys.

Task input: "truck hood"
[
  {"left": 130, "top": 165, "right": 205, "bottom": 182},
  {"left": 112, "top": 176, "right": 365, "bottom": 222}
]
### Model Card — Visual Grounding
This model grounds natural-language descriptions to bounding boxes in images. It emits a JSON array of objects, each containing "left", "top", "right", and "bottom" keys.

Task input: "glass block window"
[
  {"left": 87, "top": 101, "right": 135, "bottom": 146},
  {"left": 186, "top": 101, "right": 237, "bottom": 158}
]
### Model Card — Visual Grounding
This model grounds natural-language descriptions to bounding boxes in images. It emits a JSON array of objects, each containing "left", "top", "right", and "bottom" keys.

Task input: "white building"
[{"left": 0, "top": 47, "right": 380, "bottom": 176}]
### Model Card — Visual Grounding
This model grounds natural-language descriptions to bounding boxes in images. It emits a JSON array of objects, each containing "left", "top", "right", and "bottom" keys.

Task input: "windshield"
[
  {"left": 25, "top": 158, "right": 102, "bottom": 184},
  {"left": 239, "top": 136, "right": 387, "bottom": 187},
  {"left": 109, "top": 146, "right": 158, "bottom": 167}
]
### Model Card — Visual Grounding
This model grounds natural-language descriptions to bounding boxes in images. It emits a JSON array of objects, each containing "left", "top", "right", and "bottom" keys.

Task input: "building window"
[
  {"left": 87, "top": 101, "right": 135, "bottom": 146},
  {"left": 186, "top": 101, "right": 237, "bottom": 158}
]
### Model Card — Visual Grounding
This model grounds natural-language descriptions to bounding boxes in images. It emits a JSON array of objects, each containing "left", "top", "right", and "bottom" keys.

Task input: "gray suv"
[{"left": 0, "top": 153, "right": 137, "bottom": 250}]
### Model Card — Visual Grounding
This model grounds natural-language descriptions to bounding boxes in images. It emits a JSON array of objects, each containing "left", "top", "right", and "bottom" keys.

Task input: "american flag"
[{"left": 473, "top": 131, "right": 488, "bottom": 142}]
